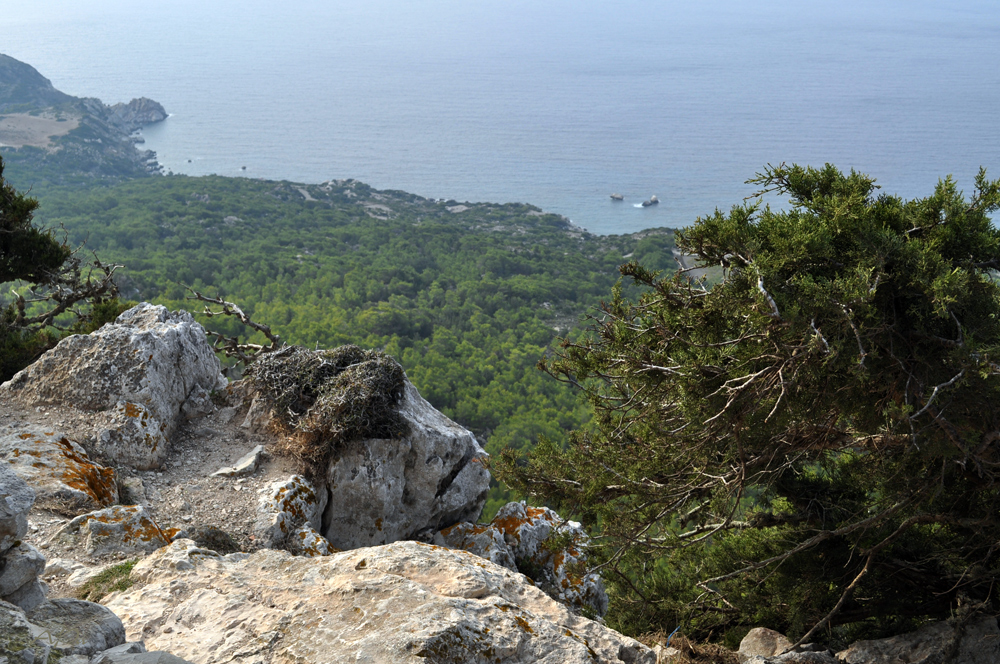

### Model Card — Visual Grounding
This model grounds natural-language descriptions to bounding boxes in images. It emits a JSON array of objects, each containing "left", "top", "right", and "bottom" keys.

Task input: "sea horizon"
[{"left": 3, "top": 0, "right": 999, "bottom": 234}]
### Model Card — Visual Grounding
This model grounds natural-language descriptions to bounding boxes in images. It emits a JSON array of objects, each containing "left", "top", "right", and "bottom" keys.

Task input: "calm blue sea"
[{"left": 3, "top": 0, "right": 999, "bottom": 234}]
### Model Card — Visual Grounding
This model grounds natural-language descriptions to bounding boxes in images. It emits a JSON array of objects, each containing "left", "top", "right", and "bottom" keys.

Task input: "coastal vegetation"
[
  {"left": 497, "top": 163, "right": 1000, "bottom": 646},
  {"left": 7, "top": 168, "right": 675, "bottom": 519}
]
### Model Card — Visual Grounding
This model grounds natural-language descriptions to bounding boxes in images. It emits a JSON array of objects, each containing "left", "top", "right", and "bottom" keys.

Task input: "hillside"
[{"left": 19, "top": 173, "right": 677, "bottom": 518}]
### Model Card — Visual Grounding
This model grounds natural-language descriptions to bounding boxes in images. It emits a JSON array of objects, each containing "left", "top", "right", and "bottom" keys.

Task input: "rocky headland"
[{"left": 0, "top": 53, "right": 166, "bottom": 182}]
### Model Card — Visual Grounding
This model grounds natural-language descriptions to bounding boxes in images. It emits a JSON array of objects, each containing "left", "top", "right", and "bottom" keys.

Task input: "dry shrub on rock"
[{"left": 245, "top": 344, "right": 409, "bottom": 478}]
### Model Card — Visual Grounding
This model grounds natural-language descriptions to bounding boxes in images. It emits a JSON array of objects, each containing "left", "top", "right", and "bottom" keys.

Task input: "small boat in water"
[
  {"left": 610, "top": 193, "right": 624, "bottom": 201},
  {"left": 641, "top": 195, "right": 659, "bottom": 207}
]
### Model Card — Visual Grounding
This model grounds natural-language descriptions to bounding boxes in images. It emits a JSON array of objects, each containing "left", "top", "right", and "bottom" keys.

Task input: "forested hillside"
[{"left": 19, "top": 172, "right": 677, "bottom": 517}]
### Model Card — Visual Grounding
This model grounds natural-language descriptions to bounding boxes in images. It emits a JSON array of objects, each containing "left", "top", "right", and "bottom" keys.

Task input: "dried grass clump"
[{"left": 245, "top": 344, "right": 408, "bottom": 478}]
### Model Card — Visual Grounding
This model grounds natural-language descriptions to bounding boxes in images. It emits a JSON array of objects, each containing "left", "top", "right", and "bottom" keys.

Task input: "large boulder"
[
  {"left": 0, "top": 426, "right": 118, "bottom": 514},
  {"left": 105, "top": 539, "right": 654, "bottom": 664},
  {"left": 26, "top": 598, "right": 127, "bottom": 656},
  {"left": 0, "top": 463, "right": 33, "bottom": 553},
  {"left": 1, "top": 303, "right": 226, "bottom": 470},
  {"left": 836, "top": 615, "right": 1000, "bottom": 664},
  {"left": 323, "top": 380, "right": 490, "bottom": 549}
]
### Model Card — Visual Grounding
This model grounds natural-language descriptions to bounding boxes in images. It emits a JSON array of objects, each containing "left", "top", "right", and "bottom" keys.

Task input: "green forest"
[{"left": 8, "top": 168, "right": 677, "bottom": 519}]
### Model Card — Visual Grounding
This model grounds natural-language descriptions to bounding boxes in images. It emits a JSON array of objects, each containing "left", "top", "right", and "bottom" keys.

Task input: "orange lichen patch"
[
  {"left": 163, "top": 527, "right": 181, "bottom": 540},
  {"left": 79, "top": 506, "right": 171, "bottom": 549},
  {"left": 513, "top": 615, "right": 534, "bottom": 634},
  {"left": 55, "top": 437, "right": 117, "bottom": 506},
  {"left": 123, "top": 402, "right": 144, "bottom": 418},
  {"left": 375, "top": 517, "right": 383, "bottom": 531},
  {"left": 267, "top": 477, "right": 317, "bottom": 522}
]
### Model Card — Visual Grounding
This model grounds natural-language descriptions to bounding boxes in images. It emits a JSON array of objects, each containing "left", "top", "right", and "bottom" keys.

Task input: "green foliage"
[
  {"left": 496, "top": 164, "right": 1000, "bottom": 644},
  {"left": 70, "top": 298, "right": 136, "bottom": 335},
  {"left": 0, "top": 317, "right": 58, "bottom": 382},
  {"left": 75, "top": 558, "right": 137, "bottom": 602},
  {"left": 0, "top": 155, "right": 68, "bottom": 284}
]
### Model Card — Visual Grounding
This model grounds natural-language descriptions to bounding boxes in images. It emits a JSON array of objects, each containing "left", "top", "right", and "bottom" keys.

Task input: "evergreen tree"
[
  {"left": 0, "top": 155, "right": 124, "bottom": 379},
  {"left": 496, "top": 164, "right": 1000, "bottom": 645}
]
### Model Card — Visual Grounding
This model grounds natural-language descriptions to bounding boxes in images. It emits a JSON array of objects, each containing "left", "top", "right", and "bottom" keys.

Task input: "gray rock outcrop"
[
  {"left": 105, "top": 538, "right": 654, "bottom": 664},
  {"left": 0, "top": 463, "right": 33, "bottom": 553},
  {"left": 322, "top": 380, "right": 490, "bottom": 549},
  {"left": 107, "top": 97, "right": 168, "bottom": 133},
  {"left": 837, "top": 615, "right": 1000, "bottom": 664},
  {"left": 0, "top": 465, "right": 171, "bottom": 663},
  {"left": 1, "top": 303, "right": 226, "bottom": 469},
  {"left": 441, "top": 502, "right": 608, "bottom": 617}
]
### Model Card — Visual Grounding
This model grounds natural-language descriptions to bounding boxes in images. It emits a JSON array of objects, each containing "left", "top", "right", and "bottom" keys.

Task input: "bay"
[{"left": 2, "top": 0, "right": 998, "bottom": 234}]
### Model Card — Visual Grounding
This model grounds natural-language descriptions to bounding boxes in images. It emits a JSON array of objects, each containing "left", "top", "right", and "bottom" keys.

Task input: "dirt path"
[{"left": 0, "top": 388, "right": 302, "bottom": 595}]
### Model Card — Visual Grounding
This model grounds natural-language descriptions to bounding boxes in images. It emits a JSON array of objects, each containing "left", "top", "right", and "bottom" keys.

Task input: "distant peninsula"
[{"left": 0, "top": 53, "right": 166, "bottom": 184}]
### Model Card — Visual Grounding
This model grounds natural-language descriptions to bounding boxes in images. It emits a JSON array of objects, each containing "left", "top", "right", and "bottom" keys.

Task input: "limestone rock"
[
  {"left": 743, "top": 652, "right": 838, "bottom": 664},
  {"left": 286, "top": 523, "right": 338, "bottom": 557},
  {"left": 99, "top": 653, "right": 196, "bottom": 664},
  {"left": 105, "top": 539, "right": 654, "bottom": 664},
  {"left": 253, "top": 475, "right": 327, "bottom": 550},
  {"left": 323, "top": 380, "right": 490, "bottom": 549},
  {"left": 739, "top": 627, "right": 794, "bottom": 661},
  {"left": 58, "top": 505, "right": 171, "bottom": 556},
  {"left": 1, "top": 303, "right": 226, "bottom": 470},
  {"left": 0, "top": 463, "right": 33, "bottom": 554},
  {"left": 42, "top": 557, "right": 88, "bottom": 581},
  {"left": 91, "top": 641, "right": 147, "bottom": 664},
  {"left": 0, "top": 543, "right": 46, "bottom": 597},
  {"left": 439, "top": 521, "right": 517, "bottom": 571},
  {"left": 4, "top": 578, "right": 46, "bottom": 611},
  {"left": 490, "top": 502, "right": 608, "bottom": 616},
  {"left": 211, "top": 445, "right": 264, "bottom": 478},
  {"left": 836, "top": 615, "right": 1000, "bottom": 664},
  {"left": 0, "top": 599, "right": 45, "bottom": 663},
  {"left": 27, "top": 598, "right": 126, "bottom": 656},
  {"left": 0, "top": 426, "right": 118, "bottom": 514}
]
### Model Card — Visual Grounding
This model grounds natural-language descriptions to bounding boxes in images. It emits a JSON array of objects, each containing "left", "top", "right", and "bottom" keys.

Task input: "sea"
[{"left": 2, "top": 0, "right": 999, "bottom": 235}]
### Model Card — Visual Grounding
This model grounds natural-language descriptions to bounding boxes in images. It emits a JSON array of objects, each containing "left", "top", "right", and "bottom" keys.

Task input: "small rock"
[
  {"left": 57, "top": 505, "right": 171, "bottom": 556},
  {"left": 210, "top": 445, "right": 264, "bottom": 478},
  {"left": 740, "top": 627, "right": 794, "bottom": 661}
]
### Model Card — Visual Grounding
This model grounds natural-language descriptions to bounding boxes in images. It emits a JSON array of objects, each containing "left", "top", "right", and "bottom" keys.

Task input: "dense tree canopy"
[{"left": 496, "top": 164, "right": 1000, "bottom": 645}]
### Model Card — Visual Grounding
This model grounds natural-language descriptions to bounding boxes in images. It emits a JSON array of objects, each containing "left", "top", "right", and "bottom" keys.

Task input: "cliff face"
[{"left": 0, "top": 53, "right": 166, "bottom": 183}]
